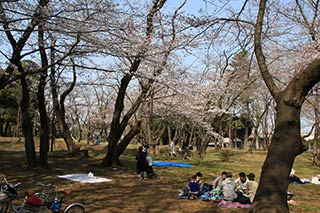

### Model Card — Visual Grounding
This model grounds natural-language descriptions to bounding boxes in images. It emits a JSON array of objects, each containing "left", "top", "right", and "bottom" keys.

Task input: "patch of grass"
[
  {"left": 1, "top": 137, "right": 320, "bottom": 212},
  {"left": 299, "top": 203, "right": 320, "bottom": 212}
]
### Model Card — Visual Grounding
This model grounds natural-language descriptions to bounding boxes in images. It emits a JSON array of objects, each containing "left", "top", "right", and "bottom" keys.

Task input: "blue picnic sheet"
[{"left": 152, "top": 161, "right": 192, "bottom": 168}]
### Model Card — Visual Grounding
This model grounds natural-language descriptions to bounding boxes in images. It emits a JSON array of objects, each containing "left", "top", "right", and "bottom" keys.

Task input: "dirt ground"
[{"left": 0, "top": 138, "right": 320, "bottom": 212}]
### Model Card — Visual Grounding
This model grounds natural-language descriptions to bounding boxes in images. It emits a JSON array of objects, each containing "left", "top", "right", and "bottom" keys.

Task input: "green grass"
[
  {"left": 1, "top": 138, "right": 320, "bottom": 212},
  {"left": 299, "top": 203, "right": 320, "bottom": 212}
]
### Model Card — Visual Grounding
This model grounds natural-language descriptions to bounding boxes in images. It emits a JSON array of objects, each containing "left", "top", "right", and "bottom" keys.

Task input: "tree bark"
[
  {"left": 37, "top": 20, "right": 50, "bottom": 168},
  {"left": 116, "top": 121, "right": 142, "bottom": 158},
  {"left": 252, "top": 0, "right": 320, "bottom": 211},
  {"left": 100, "top": 71, "right": 136, "bottom": 167},
  {"left": 313, "top": 93, "right": 319, "bottom": 166},
  {"left": 253, "top": 97, "right": 301, "bottom": 212},
  {"left": 100, "top": 0, "right": 175, "bottom": 167},
  {"left": 50, "top": 42, "right": 79, "bottom": 153},
  {"left": 20, "top": 73, "right": 36, "bottom": 168}
]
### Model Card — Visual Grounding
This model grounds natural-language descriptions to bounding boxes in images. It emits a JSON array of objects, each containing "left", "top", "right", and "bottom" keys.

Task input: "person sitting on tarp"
[
  {"left": 195, "top": 172, "right": 214, "bottom": 195},
  {"left": 235, "top": 172, "right": 249, "bottom": 194},
  {"left": 213, "top": 171, "right": 228, "bottom": 190},
  {"left": 189, "top": 175, "right": 200, "bottom": 199},
  {"left": 246, "top": 173, "right": 258, "bottom": 203},
  {"left": 221, "top": 172, "right": 250, "bottom": 204},
  {"left": 221, "top": 172, "right": 238, "bottom": 202},
  {"left": 234, "top": 172, "right": 251, "bottom": 204}
]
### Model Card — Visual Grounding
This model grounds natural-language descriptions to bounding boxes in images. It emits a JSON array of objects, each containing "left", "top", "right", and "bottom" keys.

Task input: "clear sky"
[{"left": 165, "top": 0, "right": 247, "bottom": 15}]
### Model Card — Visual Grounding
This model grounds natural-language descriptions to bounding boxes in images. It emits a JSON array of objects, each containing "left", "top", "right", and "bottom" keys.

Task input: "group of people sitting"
[{"left": 180, "top": 171, "right": 258, "bottom": 204}]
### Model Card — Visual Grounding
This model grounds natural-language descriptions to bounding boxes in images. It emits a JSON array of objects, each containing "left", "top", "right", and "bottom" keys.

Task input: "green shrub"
[{"left": 220, "top": 149, "right": 235, "bottom": 162}]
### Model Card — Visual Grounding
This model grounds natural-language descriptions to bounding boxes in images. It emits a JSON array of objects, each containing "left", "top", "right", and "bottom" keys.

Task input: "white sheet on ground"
[
  {"left": 58, "top": 172, "right": 111, "bottom": 183},
  {"left": 311, "top": 176, "right": 320, "bottom": 184}
]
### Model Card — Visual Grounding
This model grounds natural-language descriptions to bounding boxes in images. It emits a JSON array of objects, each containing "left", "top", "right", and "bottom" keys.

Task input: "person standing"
[
  {"left": 136, "top": 146, "right": 147, "bottom": 180},
  {"left": 169, "top": 141, "right": 177, "bottom": 158}
]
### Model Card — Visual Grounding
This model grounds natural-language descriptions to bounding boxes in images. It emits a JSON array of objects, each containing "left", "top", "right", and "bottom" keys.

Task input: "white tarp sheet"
[{"left": 58, "top": 172, "right": 111, "bottom": 183}]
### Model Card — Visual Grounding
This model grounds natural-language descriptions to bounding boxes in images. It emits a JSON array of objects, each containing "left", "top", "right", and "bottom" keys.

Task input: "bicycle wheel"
[{"left": 64, "top": 203, "right": 85, "bottom": 213}]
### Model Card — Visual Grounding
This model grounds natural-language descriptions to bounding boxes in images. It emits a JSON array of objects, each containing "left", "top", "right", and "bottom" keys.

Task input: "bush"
[{"left": 220, "top": 149, "right": 234, "bottom": 162}]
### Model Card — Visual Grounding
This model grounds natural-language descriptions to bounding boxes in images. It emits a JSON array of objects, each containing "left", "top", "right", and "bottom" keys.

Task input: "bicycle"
[
  {"left": 0, "top": 177, "right": 85, "bottom": 213},
  {"left": 0, "top": 177, "right": 36, "bottom": 213},
  {"left": 27, "top": 181, "right": 85, "bottom": 213}
]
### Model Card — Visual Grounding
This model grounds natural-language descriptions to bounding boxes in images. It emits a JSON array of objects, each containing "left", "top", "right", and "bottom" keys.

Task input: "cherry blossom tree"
[{"left": 252, "top": 0, "right": 320, "bottom": 211}]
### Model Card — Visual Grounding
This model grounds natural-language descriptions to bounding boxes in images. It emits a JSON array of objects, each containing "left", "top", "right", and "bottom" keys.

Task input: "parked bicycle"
[
  {"left": 30, "top": 181, "right": 85, "bottom": 213},
  {"left": 0, "top": 177, "right": 85, "bottom": 213},
  {"left": 0, "top": 177, "right": 34, "bottom": 213}
]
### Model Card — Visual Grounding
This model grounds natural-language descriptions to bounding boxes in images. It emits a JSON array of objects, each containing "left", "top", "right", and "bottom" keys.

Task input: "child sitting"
[
  {"left": 189, "top": 175, "right": 200, "bottom": 199},
  {"left": 195, "top": 172, "right": 203, "bottom": 187}
]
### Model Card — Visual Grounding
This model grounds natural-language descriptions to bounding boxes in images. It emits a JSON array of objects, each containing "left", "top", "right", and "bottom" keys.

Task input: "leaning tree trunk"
[
  {"left": 50, "top": 43, "right": 79, "bottom": 154},
  {"left": 101, "top": 0, "right": 175, "bottom": 167},
  {"left": 101, "top": 72, "right": 135, "bottom": 167},
  {"left": 55, "top": 110, "right": 79, "bottom": 153},
  {"left": 116, "top": 121, "right": 142, "bottom": 158}
]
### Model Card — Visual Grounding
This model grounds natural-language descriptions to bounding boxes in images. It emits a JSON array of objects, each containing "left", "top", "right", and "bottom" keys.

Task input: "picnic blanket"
[
  {"left": 291, "top": 177, "right": 320, "bottom": 184},
  {"left": 152, "top": 161, "right": 192, "bottom": 168},
  {"left": 179, "top": 187, "right": 222, "bottom": 201},
  {"left": 217, "top": 200, "right": 251, "bottom": 208},
  {"left": 58, "top": 172, "right": 111, "bottom": 183}
]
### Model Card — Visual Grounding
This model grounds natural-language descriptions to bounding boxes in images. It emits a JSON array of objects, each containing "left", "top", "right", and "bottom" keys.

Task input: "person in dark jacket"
[
  {"left": 189, "top": 175, "right": 200, "bottom": 199},
  {"left": 136, "top": 146, "right": 148, "bottom": 179}
]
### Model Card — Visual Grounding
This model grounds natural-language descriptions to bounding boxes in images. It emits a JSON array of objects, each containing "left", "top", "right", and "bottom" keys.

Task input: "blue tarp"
[
  {"left": 152, "top": 161, "right": 192, "bottom": 168},
  {"left": 289, "top": 181, "right": 310, "bottom": 184}
]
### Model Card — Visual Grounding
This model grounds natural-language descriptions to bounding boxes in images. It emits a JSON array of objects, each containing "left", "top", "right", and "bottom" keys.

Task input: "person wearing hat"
[{"left": 246, "top": 173, "right": 258, "bottom": 203}]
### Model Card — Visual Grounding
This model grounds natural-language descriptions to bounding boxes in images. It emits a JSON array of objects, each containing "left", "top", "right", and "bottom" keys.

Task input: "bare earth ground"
[{"left": 1, "top": 137, "right": 320, "bottom": 212}]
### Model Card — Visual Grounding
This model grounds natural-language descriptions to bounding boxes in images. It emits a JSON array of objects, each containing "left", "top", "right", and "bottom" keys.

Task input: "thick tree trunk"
[
  {"left": 116, "top": 121, "right": 142, "bottom": 158},
  {"left": 101, "top": 73, "right": 133, "bottom": 167},
  {"left": 101, "top": 135, "right": 120, "bottom": 167},
  {"left": 253, "top": 1, "right": 320, "bottom": 211},
  {"left": 252, "top": 99, "right": 303, "bottom": 212},
  {"left": 101, "top": 60, "right": 146, "bottom": 167},
  {"left": 20, "top": 75, "right": 36, "bottom": 168}
]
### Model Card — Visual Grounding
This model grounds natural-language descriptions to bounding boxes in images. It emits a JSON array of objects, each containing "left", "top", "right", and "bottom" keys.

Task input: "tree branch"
[{"left": 254, "top": 0, "right": 280, "bottom": 99}]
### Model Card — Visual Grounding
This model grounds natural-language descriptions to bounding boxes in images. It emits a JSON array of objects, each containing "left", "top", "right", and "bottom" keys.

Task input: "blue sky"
[{"left": 166, "top": 0, "right": 247, "bottom": 15}]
